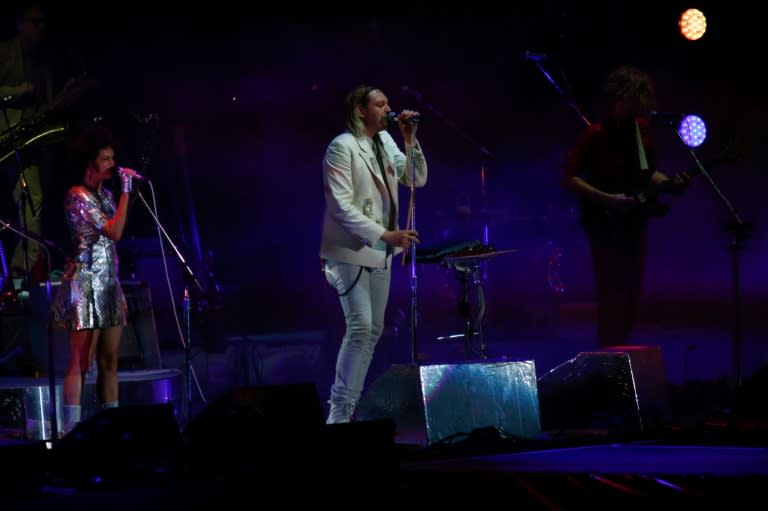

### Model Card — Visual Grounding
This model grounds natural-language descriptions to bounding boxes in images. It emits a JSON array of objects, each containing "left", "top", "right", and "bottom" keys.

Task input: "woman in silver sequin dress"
[{"left": 52, "top": 125, "right": 136, "bottom": 434}]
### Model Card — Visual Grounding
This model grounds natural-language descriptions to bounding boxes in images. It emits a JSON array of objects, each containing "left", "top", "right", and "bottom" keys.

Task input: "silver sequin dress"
[{"left": 52, "top": 185, "right": 127, "bottom": 331}]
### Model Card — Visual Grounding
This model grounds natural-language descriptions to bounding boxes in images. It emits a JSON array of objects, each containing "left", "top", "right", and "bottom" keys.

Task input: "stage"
[
  {"left": 2, "top": 274, "right": 767, "bottom": 508},
  {"left": 2, "top": 337, "right": 767, "bottom": 509}
]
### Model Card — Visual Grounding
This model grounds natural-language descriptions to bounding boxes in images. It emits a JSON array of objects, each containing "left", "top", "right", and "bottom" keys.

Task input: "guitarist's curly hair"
[{"left": 601, "top": 66, "right": 656, "bottom": 113}]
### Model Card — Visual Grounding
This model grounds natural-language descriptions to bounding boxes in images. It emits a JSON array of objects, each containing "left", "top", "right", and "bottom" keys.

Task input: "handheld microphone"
[
  {"left": 386, "top": 111, "right": 420, "bottom": 125},
  {"left": 116, "top": 166, "right": 146, "bottom": 180},
  {"left": 523, "top": 51, "right": 548, "bottom": 62},
  {"left": 650, "top": 110, "right": 685, "bottom": 121}
]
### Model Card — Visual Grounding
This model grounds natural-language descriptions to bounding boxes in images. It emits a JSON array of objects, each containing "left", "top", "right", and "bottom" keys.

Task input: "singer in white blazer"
[{"left": 320, "top": 85, "right": 427, "bottom": 424}]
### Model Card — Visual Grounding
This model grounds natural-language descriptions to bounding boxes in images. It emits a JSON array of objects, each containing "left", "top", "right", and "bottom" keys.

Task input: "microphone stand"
[
  {"left": 662, "top": 120, "right": 753, "bottom": 389},
  {"left": 527, "top": 57, "right": 592, "bottom": 127},
  {"left": 133, "top": 186, "right": 207, "bottom": 420},
  {"left": 0, "top": 216, "right": 55, "bottom": 442},
  {"left": 404, "top": 89, "right": 495, "bottom": 359},
  {"left": 403, "top": 144, "right": 419, "bottom": 363}
]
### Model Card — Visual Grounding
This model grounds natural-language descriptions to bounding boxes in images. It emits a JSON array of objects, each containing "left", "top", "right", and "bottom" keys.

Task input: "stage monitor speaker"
[
  {"left": 537, "top": 346, "right": 670, "bottom": 434},
  {"left": 52, "top": 403, "right": 185, "bottom": 485},
  {"left": 356, "top": 361, "right": 542, "bottom": 446},
  {"left": 184, "top": 382, "right": 325, "bottom": 466}
]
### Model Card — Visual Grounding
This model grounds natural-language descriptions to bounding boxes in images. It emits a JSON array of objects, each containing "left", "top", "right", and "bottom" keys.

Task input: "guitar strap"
[{"left": 635, "top": 120, "right": 649, "bottom": 171}]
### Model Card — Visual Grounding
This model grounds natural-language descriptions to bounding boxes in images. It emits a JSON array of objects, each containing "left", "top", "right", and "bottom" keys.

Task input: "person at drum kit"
[
  {"left": 0, "top": 6, "right": 60, "bottom": 286},
  {"left": 51, "top": 125, "right": 137, "bottom": 435},
  {"left": 320, "top": 84, "right": 427, "bottom": 424},
  {"left": 561, "top": 66, "right": 691, "bottom": 347}
]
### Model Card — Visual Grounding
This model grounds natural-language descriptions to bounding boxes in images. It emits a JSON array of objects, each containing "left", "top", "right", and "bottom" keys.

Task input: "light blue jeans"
[{"left": 324, "top": 258, "right": 391, "bottom": 420}]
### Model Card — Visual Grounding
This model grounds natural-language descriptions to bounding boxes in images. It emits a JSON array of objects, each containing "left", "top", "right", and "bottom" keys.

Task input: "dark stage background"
[{"left": 1, "top": 3, "right": 765, "bottom": 388}]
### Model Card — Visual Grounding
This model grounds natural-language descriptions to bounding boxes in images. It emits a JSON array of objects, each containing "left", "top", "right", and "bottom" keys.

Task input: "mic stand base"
[{"left": 725, "top": 220, "right": 753, "bottom": 390}]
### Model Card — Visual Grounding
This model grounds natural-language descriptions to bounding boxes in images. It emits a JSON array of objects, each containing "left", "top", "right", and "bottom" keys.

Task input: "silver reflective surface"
[{"left": 420, "top": 360, "right": 541, "bottom": 444}]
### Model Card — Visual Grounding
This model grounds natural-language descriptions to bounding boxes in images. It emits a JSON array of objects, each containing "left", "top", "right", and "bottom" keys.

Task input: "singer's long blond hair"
[{"left": 345, "top": 84, "right": 378, "bottom": 137}]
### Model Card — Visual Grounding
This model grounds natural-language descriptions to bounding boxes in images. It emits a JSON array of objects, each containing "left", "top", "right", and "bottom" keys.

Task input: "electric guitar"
[
  {"left": 622, "top": 167, "right": 700, "bottom": 219},
  {"left": 589, "top": 141, "right": 744, "bottom": 224}
]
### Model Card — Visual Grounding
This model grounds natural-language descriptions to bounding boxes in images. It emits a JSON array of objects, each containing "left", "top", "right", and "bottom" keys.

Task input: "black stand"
[
  {"left": 726, "top": 220, "right": 752, "bottom": 388},
  {"left": 526, "top": 55, "right": 592, "bottom": 127},
  {"left": 448, "top": 259, "right": 487, "bottom": 359},
  {"left": 663, "top": 122, "right": 753, "bottom": 388},
  {"left": 403, "top": 88, "right": 495, "bottom": 361},
  {"left": 0, "top": 236, "right": 17, "bottom": 309},
  {"left": 440, "top": 249, "right": 516, "bottom": 359},
  {"left": 1, "top": 105, "right": 39, "bottom": 288},
  {"left": 134, "top": 186, "right": 208, "bottom": 417},
  {"left": 404, "top": 89, "right": 494, "bottom": 243},
  {"left": 403, "top": 144, "right": 419, "bottom": 363}
]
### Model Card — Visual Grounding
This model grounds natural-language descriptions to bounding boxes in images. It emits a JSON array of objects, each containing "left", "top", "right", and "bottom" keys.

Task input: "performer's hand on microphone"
[
  {"left": 119, "top": 173, "right": 133, "bottom": 193},
  {"left": 117, "top": 167, "right": 144, "bottom": 180},
  {"left": 117, "top": 167, "right": 147, "bottom": 193},
  {"left": 382, "top": 229, "right": 420, "bottom": 249},
  {"left": 393, "top": 109, "right": 420, "bottom": 143},
  {"left": 118, "top": 167, "right": 138, "bottom": 193}
]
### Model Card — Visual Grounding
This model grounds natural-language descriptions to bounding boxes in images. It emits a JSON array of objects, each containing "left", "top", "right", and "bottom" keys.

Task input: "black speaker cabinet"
[
  {"left": 184, "top": 382, "right": 326, "bottom": 462},
  {"left": 52, "top": 403, "right": 185, "bottom": 484},
  {"left": 356, "top": 361, "right": 542, "bottom": 446},
  {"left": 537, "top": 346, "right": 670, "bottom": 434},
  {"left": 119, "top": 281, "right": 162, "bottom": 370},
  {"left": 23, "top": 280, "right": 162, "bottom": 376}
]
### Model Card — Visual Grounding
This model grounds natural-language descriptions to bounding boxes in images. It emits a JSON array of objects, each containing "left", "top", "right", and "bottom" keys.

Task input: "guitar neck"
[{"left": 653, "top": 165, "right": 701, "bottom": 194}]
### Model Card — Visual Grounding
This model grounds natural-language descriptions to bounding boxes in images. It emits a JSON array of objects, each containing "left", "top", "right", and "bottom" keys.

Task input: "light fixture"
[
  {"left": 679, "top": 8, "right": 707, "bottom": 41},
  {"left": 678, "top": 115, "right": 707, "bottom": 148}
]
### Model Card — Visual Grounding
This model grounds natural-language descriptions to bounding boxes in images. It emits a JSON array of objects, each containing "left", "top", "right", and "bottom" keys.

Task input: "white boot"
[
  {"left": 61, "top": 405, "right": 81, "bottom": 436},
  {"left": 326, "top": 399, "right": 357, "bottom": 424}
]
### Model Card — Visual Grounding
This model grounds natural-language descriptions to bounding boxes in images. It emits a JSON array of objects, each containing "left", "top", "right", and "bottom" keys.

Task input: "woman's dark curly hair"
[{"left": 68, "top": 124, "right": 119, "bottom": 181}]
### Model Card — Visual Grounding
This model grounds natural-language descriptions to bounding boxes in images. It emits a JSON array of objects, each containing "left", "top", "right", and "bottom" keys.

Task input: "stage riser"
[
  {"left": 0, "top": 369, "right": 185, "bottom": 441},
  {"left": 82, "top": 369, "right": 187, "bottom": 426},
  {"left": 357, "top": 361, "right": 542, "bottom": 446},
  {"left": 0, "top": 380, "right": 62, "bottom": 441}
]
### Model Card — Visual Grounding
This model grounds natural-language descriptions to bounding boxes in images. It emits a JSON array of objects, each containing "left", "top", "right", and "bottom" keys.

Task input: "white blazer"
[{"left": 320, "top": 129, "right": 427, "bottom": 269}]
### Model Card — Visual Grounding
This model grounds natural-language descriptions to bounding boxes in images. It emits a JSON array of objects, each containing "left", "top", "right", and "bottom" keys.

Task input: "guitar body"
[{"left": 582, "top": 164, "right": 707, "bottom": 231}]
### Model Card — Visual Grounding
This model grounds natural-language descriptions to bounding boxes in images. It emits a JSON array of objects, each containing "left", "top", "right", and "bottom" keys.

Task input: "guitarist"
[{"left": 561, "top": 65, "right": 692, "bottom": 348}]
